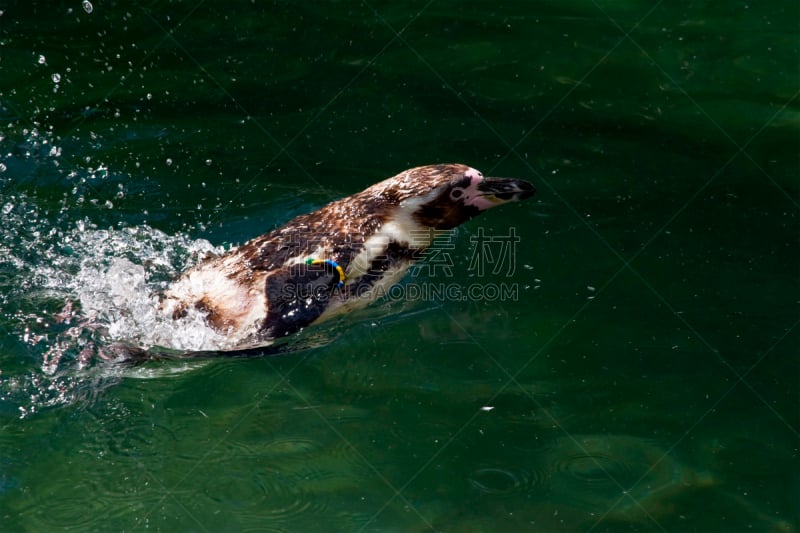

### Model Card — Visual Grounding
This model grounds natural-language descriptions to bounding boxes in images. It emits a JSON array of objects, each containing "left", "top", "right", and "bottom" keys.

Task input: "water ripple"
[
  {"left": 468, "top": 467, "right": 525, "bottom": 495},
  {"left": 553, "top": 451, "right": 636, "bottom": 487}
]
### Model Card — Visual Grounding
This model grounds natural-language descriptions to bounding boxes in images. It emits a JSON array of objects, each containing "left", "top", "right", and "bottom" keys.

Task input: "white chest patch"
[
  {"left": 346, "top": 198, "right": 431, "bottom": 279},
  {"left": 317, "top": 199, "right": 437, "bottom": 321},
  {"left": 161, "top": 252, "right": 269, "bottom": 346}
]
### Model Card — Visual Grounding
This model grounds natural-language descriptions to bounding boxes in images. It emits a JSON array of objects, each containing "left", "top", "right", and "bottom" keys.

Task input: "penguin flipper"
[{"left": 261, "top": 262, "right": 341, "bottom": 339}]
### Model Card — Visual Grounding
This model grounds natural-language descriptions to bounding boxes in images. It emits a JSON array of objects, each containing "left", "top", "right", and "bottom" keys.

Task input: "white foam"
[
  {"left": 1, "top": 202, "right": 236, "bottom": 361},
  {"left": 0, "top": 133, "right": 234, "bottom": 414},
  {"left": 62, "top": 224, "right": 232, "bottom": 352},
  {"left": 74, "top": 255, "right": 228, "bottom": 352}
]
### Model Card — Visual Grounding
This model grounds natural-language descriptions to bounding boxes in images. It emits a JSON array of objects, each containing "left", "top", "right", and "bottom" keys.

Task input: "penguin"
[{"left": 159, "top": 163, "right": 535, "bottom": 353}]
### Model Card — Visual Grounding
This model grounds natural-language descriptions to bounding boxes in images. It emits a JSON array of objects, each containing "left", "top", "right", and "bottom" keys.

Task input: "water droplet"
[
  {"left": 205, "top": 159, "right": 212, "bottom": 166},
  {"left": 82, "top": 0, "right": 93, "bottom": 14},
  {"left": 0, "top": 163, "right": 7, "bottom": 173},
  {"left": 52, "top": 72, "right": 61, "bottom": 83},
  {"left": 37, "top": 55, "right": 46, "bottom": 65},
  {"left": 2, "top": 202, "right": 13, "bottom": 215},
  {"left": 165, "top": 158, "right": 173, "bottom": 166},
  {"left": 146, "top": 93, "right": 152, "bottom": 100}
]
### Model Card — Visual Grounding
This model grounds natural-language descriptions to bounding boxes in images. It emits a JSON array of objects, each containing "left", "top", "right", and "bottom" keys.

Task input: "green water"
[{"left": 1, "top": 1, "right": 798, "bottom": 531}]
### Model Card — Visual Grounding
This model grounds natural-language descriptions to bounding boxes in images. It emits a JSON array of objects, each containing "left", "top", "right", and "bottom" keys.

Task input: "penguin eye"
[{"left": 450, "top": 188, "right": 464, "bottom": 200}]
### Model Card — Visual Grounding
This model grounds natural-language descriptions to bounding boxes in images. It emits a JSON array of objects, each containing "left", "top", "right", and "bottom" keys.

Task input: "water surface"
[{"left": 1, "top": 1, "right": 798, "bottom": 531}]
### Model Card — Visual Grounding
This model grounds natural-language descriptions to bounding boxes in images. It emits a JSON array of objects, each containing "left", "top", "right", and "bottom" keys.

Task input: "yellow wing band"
[{"left": 305, "top": 258, "right": 346, "bottom": 288}]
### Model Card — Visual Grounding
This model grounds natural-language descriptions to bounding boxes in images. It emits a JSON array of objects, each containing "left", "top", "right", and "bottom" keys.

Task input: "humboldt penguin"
[{"left": 160, "top": 164, "right": 535, "bottom": 352}]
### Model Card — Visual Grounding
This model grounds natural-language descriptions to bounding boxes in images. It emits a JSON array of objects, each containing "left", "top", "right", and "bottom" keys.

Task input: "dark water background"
[{"left": 1, "top": 1, "right": 798, "bottom": 531}]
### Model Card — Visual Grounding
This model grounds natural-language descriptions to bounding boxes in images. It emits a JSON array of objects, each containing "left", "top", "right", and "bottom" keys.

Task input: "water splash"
[
  {"left": 0, "top": 187, "right": 232, "bottom": 415},
  {"left": 23, "top": 217, "right": 229, "bottom": 358}
]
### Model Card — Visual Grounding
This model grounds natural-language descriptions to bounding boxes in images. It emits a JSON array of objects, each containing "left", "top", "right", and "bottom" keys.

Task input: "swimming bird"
[{"left": 159, "top": 163, "right": 535, "bottom": 353}]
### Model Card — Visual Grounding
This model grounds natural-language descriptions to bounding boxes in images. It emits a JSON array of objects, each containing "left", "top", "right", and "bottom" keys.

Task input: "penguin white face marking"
[
  {"left": 446, "top": 168, "right": 483, "bottom": 203},
  {"left": 412, "top": 165, "right": 535, "bottom": 229},
  {"left": 464, "top": 167, "right": 483, "bottom": 180},
  {"left": 455, "top": 170, "right": 494, "bottom": 211}
]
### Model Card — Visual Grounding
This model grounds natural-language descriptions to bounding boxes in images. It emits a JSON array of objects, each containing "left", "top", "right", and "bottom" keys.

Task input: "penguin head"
[{"left": 401, "top": 164, "right": 536, "bottom": 229}]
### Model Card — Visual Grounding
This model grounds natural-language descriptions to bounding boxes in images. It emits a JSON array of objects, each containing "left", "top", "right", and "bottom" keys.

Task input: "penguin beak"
[{"left": 475, "top": 177, "right": 536, "bottom": 204}]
